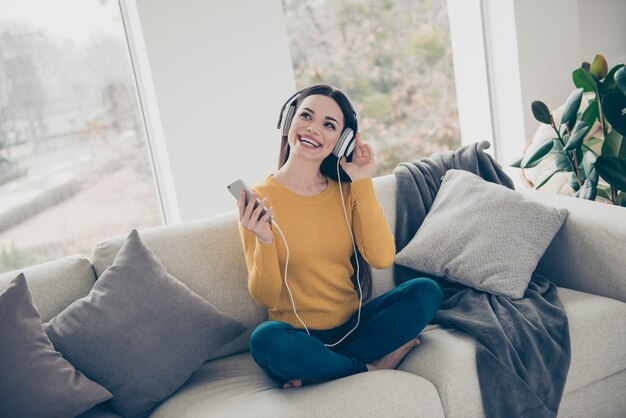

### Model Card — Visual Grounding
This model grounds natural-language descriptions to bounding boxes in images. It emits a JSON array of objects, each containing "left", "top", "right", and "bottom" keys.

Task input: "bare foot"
[
  {"left": 366, "top": 338, "right": 421, "bottom": 371},
  {"left": 283, "top": 379, "right": 302, "bottom": 389},
  {"left": 282, "top": 378, "right": 323, "bottom": 389}
]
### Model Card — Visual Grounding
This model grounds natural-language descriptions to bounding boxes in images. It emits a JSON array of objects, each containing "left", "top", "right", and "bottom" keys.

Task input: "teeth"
[{"left": 299, "top": 135, "right": 320, "bottom": 147}]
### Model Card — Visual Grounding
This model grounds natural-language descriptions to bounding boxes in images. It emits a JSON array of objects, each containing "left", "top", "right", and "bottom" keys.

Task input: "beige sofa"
[{"left": 2, "top": 174, "right": 625, "bottom": 418}]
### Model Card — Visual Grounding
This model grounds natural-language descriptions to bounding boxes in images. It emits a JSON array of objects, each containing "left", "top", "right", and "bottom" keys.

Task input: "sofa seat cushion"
[
  {"left": 0, "top": 255, "right": 95, "bottom": 322},
  {"left": 397, "top": 287, "right": 626, "bottom": 417},
  {"left": 149, "top": 351, "right": 445, "bottom": 418}
]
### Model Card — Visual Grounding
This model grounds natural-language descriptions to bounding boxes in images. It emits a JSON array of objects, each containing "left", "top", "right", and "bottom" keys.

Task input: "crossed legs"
[{"left": 249, "top": 278, "right": 443, "bottom": 388}]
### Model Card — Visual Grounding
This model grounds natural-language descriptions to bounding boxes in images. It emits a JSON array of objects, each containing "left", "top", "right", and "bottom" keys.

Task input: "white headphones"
[{"left": 276, "top": 88, "right": 358, "bottom": 159}]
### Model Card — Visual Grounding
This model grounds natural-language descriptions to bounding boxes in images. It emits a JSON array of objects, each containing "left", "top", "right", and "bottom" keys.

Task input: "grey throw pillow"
[
  {"left": 0, "top": 273, "right": 112, "bottom": 418},
  {"left": 43, "top": 229, "right": 246, "bottom": 418},
  {"left": 395, "top": 170, "right": 568, "bottom": 299}
]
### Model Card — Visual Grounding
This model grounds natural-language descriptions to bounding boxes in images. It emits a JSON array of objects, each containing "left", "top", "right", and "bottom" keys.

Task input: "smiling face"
[{"left": 287, "top": 94, "right": 345, "bottom": 161}]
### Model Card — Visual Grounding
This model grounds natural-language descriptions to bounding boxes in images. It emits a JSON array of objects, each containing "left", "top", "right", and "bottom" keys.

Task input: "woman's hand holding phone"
[{"left": 238, "top": 191, "right": 274, "bottom": 245}]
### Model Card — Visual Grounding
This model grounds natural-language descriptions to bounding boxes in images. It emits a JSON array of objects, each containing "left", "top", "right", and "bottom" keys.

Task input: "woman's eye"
[
  {"left": 300, "top": 112, "right": 311, "bottom": 119},
  {"left": 325, "top": 123, "right": 336, "bottom": 130}
]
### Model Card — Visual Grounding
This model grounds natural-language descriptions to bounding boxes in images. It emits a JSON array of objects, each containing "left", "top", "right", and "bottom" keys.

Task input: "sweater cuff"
[
  {"left": 255, "top": 238, "right": 278, "bottom": 263},
  {"left": 351, "top": 177, "right": 376, "bottom": 201}
]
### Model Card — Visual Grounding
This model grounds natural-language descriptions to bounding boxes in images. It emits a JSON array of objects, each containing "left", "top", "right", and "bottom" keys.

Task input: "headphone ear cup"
[
  {"left": 282, "top": 105, "right": 296, "bottom": 137},
  {"left": 333, "top": 128, "right": 356, "bottom": 158}
]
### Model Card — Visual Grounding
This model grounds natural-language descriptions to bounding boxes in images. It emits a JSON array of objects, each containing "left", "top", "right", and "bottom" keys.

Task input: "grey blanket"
[{"left": 393, "top": 141, "right": 571, "bottom": 418}]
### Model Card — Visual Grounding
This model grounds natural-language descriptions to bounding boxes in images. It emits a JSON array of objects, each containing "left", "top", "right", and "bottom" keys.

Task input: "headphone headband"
[
  {"left": 276, "top": 90, "right": 301, "bottom": 129},
  {"left": 276, "top": 87, "right": 358, "bottom": 132}
]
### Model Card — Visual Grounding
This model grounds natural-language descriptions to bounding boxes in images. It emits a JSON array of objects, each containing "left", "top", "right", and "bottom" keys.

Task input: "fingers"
[
  {"left": 259, "top": 206, "right": 274, "bottom": 223},
  {"left": 241, "top": 193, "right": 272, "bottom": 228},
  {"left": 242, "top": 192, "right": 256, "bottom": 223},
  {"left": 356, "top": 134, "right": 365, "bottom": 159},
  {"left": 251, "top": 196, "right": 269, "bottom": 222},
  {"left": 352, "top": 134, "right": 374, "bottom": 163}
]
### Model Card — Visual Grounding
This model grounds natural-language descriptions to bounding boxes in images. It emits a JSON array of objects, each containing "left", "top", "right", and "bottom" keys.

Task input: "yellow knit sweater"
[{"left": 239, "top": 175, "right": 395, "bottom": 330}]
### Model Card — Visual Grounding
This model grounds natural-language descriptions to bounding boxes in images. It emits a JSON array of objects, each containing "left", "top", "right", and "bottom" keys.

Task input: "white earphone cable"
[
  {"left": 271, "top": 157, "right": 362, "bottom": 347},
  {"left": 271, "top": 220, "right": 311, "bottom": 334}
]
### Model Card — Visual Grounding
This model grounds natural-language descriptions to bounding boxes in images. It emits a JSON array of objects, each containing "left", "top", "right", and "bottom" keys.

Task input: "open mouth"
[{"left": 298, "top": 134, "right": 322, "bottom": 148}]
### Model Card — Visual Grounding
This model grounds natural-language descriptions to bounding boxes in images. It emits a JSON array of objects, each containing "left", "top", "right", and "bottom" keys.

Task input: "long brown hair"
[{"left": 277, "top": 84, "right": 373, "bottom": 301}]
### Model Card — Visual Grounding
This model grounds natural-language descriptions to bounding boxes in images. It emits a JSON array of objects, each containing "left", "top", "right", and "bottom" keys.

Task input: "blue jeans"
[{"left": 249, "top": 277, "right": 443, "bottom": 385}]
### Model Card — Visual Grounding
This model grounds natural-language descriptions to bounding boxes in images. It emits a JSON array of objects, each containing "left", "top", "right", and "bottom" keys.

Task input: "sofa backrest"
[
  {"left": 518, "top": 188, "right": 626, "bottom": 303},
  {"left": 0, "top": 255, "right": 96, "bottom": 322},
  {"left": 370, "top": 174, "right": 398, "bottom": 297}
]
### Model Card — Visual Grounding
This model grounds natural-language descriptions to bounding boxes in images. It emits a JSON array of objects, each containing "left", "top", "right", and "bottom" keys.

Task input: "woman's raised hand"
[
  {"left": 338, "top": 133, "right": 375, "bottom": 182},
  {"left": 238, "top": 191, "right": 274, "bottom": 244}
]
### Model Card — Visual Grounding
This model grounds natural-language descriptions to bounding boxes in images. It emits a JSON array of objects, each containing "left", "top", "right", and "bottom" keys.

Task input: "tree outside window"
[
  {"left": 0, "top": 0, "right": 161, "bottom": 274},
  {"left": 282, "top": 0, "right": 461, "bottom": 176}
]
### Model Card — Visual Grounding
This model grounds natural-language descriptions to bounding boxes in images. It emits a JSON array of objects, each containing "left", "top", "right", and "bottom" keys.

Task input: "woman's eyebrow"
[{"left": 303, "top": 107, "right": 339, "bottom": 125}]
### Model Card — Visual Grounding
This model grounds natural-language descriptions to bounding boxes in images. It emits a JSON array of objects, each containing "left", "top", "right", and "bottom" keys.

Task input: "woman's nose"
[{"left": 306, "top": 125, "right": 318, "bottom": 134}]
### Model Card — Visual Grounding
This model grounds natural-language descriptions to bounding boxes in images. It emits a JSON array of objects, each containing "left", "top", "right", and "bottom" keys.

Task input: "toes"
[{"left": 282, "top": 379, "right": 303, "bottom": 389}]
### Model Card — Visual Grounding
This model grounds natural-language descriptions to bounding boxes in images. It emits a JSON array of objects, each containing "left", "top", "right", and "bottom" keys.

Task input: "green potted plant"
[{"left": 512, "top": 54, "right": 626, "bottom": 206}]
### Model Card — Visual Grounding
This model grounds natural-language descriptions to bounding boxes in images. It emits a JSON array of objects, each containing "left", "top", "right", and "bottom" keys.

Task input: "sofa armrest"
[{"left": 519, "top": 188, "right": 626, "bottom": 303}]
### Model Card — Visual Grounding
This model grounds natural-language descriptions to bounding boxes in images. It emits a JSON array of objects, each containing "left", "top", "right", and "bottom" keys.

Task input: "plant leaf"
[
  {"left": 575, "top": 179, "right": 597, "bottom": 200},
  {"left": 573, "top": 68, "right": 598, "bottom": 93},
  {"left": 565, "top": 121, "right": 591, "bottom": 150},
  {"left": 584, "top": 136, "right": 603, "bottom": 150},
  {"left": 510, "top": 157, "right": 523, "bottom": 168},
  {"left": 596, "top": 186, "right": 611, "bottom": 200},
  {"left": 561, "top": 88, "right": 584, "bottom": 128},
  {"left": 535, "top": 169, "right": 565, "bottom": 190},
  {"left": 595, "top": 156, "right": 626, "bottom": 191},
  {"left": 601, "top": 130, "right": 625, "bottom": 158},
  {"left": 581, "top": 99, "right": 598, "bottom": 126},
  {"left": 602, "top": 92, "right": 626, "bottom": 136},
  {"left": 591, "top": 54, "right": 608, "bottom": 80},
  {"left": 521, "top": 138, "right": 553, "bottom": 168},
  {"left": 601, "top": 64, "right": 625, "bottom": 94},
  {"left": 531, "top": 101, "right": 552, "bottom": 124},
  {"left": 569, "top": 171, "right": 581, "bottom": 191},
  {"left": 582, "top": 149, "right": 598, "bottom": 184},
  {"left": 615, "top": 66, "right": 626, "bottom": 96},
  {"left": 552, "top": 140, "right": 573, "bottom": 171}
]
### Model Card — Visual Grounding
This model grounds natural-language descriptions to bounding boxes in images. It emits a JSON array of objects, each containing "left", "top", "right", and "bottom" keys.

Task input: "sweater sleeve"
[
  {"left": 350, "top": 177, "right": 396, "bottom": 269},
  {"left": 239, "top": 225, "right": 283, "bottom": 308}
]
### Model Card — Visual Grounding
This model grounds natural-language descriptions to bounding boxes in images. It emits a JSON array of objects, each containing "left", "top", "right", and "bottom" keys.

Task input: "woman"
[{"left": 237, "top": 84, "right": 442, "bottom": 389}]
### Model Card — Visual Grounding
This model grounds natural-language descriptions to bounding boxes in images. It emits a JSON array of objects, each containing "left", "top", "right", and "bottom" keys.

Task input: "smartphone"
[{"left": 227, "top": 179, "right": 272, "bottom": 222}]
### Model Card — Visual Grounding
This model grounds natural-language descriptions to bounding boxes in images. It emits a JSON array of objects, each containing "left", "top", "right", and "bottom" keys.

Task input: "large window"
[
  {"left": 281, "top": 0, "right": 461, "bottom": 176},
  {"left": 0, "top": 0, "right": 162, "bottom": 274}
]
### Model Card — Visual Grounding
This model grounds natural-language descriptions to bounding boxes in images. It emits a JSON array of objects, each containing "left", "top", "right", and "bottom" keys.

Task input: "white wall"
[
  {"left": 490, "top": 0, "right": 626, "bottom": 165},
  {"left": 513, "top": 0, "right": 582, "bottom": 154},
  {"left": 578, "top": 0, "right": 626, "bottom": 65},
  {"left": 121, "top": 0, "right": 295, "bottom": 223}
]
